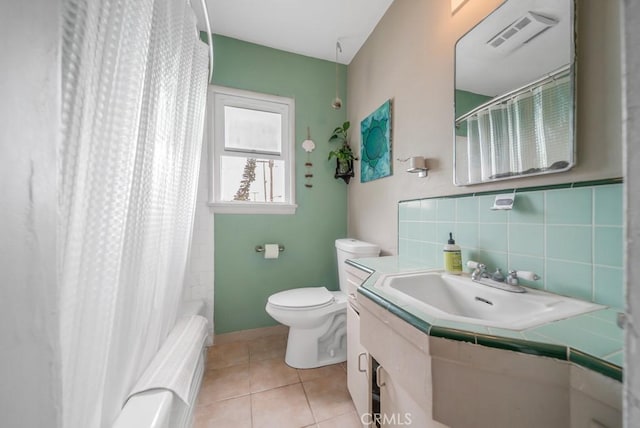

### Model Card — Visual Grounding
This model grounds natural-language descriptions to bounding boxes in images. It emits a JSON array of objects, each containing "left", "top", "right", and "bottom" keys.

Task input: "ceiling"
[
  {"left": 456, "top": 0, "right": 572, "bottom": 96},
  {"left": 191, "top": 0, "right": 395, "bottom": 65}
]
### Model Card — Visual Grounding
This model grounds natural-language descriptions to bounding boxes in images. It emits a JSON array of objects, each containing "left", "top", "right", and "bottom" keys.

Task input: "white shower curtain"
[
  {"left": 60, "top": 0, "right": 209, "bottom": 426},
  {"left": 464, "top": 73, "right": 572, "bottom": 181}
]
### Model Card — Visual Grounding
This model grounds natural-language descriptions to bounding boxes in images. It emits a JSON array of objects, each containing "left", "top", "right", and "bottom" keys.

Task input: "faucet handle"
[
  {"left": 468, "top": 260, "right": 488, "bottom": 280},
  {"left": 514, "top": 271, "right": 540, "bottom": 281},
  {"left": 506, "top": 270, "right": 540, "bottom": 286},
  {"left": 467, "top": 260, "right": 484, "bottom": 269}
]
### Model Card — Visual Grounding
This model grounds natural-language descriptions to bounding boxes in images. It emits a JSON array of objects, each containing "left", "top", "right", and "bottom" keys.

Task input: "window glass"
[
  {"left": 208, "top": 86, "right": 296, "bottom": 214},
  {"left": 224, "top": 106, "right": 282, "bottom": 154},
  {"left": 219, "top": 156, "right": 285, "bottom": 202}
]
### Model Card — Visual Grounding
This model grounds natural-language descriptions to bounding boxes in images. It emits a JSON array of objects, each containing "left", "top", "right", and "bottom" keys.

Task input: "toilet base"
[{"left": 283, "top": 313, "right": 347, "bottom": 369}]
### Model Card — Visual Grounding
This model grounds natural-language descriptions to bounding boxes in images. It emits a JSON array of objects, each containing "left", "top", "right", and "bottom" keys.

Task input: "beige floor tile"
[
  {"left": 196, "top": 327, "right": 357, "bottom": 427},
  {"left": 249, "top": 334, "right": 287, "bottom": 362},
  {"left": 251, "top": 384, "right": 315, "bottom": 428},
  {"left": 193, "top": 395, "right": 252, "bottom": 428},
  {"left": 250, "top": 357, "right": 300, "bottom": 393},
  {"left": 207, "top": 340, "right": 249, "bottom": 369},
  {"left": 303, "top": 369, "right": 355, "bottom": 422},
  {"left": 196, "top": 363, "right": 250, "bottom": 405},
  {"left": 317, "top": 410, "right": 362, "bottom": 428},
  {"left": 297, "top": 363, "right": 345, "bottom": 383}
]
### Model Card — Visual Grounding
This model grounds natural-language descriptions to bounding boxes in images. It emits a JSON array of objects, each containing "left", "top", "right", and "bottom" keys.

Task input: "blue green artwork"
[{"left": 360, "top": 100, "right": 392, "bottom": 182}]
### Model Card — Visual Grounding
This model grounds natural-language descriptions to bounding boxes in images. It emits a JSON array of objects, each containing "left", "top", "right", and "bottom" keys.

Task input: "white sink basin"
[{"left": 373, "top": 271, "right": 604, "bottom": 330}]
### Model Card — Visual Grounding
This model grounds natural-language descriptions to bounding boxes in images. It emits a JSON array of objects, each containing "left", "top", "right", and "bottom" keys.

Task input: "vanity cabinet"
[
  {"left": 347, "top": 304, "right": 370, "bottom": 424},
  {"left": 570, "top": 365, "right": 622, "bottom": 428},
  {"left": 345, "top": 264, "right": 374, "bottom": 425},
  {"left": 430, "top": 337, "right": 571, "bottom": 427},
  {"left": 357, "top": 289, "right": 622, "bottom": 428},
  {"left": 359, "top": 292, "right": 446, "bottom": 427},
  {"left": 430, "top": 337, "right": 622, "bottom": 428}
]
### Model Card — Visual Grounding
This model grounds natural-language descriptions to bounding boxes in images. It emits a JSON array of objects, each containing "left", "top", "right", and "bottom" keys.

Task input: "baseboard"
[{"left": 212, "top": 324, "right": 288, "bottom": 345}]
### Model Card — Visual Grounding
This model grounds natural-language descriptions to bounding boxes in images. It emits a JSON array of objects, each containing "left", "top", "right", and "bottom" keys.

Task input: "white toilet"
[{"left": 265, "top": 238, "right": 380, "bottom": 369}]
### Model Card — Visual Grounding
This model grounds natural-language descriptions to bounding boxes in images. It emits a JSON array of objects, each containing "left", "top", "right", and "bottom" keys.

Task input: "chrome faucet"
[
  {"left": 470, "top": 262, "right": 489, "bottom": 281},
  {"left": 505, "top": 270, "right": 540, "bottom": 286},
  {"left": 491, "top": 268, "right": 505, "bottom": 282},
  {"left": 467, "top": 260, "right": 539, "bottom": 293}
]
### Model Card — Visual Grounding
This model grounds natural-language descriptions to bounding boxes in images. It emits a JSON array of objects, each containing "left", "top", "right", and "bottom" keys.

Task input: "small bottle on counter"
[{"left": 443, "top": 232, "right": 463, "bottom": 274}]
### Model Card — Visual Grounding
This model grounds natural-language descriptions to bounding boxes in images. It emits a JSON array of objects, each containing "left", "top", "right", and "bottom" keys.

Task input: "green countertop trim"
[
  {"left": 429, "top": 325, "right": 476, "bottom": 344},
  {"left": 569, "top": 348, "right": 623, "bottom": 382},
  {"left": 352, "top": 257, "right": 623, "bottom": 382},
  {"left": 475, "top": 333, "right": 567, "bottom": 360}
]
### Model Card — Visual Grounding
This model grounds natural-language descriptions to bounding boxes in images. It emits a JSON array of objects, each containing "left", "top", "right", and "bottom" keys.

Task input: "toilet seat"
[{"left": 268, "top": 287, "right": 335, "bottom": 310}]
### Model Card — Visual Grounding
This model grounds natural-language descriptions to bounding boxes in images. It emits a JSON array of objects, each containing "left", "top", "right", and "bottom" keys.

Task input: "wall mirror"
[{"left": 454, "top": 0, "right": 576, "bottom": 186}]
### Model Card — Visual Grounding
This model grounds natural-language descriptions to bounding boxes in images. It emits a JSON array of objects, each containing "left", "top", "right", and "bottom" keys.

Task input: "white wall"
[
  {"left": 347, "top": 0, "right": 622, "bottom": 255},
  {"left": 183, "top": 140, "right": 215, "bottom": 337},
  {"left": 0, "top": 1, "right": 62, "bottom": 426},
  {"left": 623, "top": 0, "right": 640, "bottom": 424}
]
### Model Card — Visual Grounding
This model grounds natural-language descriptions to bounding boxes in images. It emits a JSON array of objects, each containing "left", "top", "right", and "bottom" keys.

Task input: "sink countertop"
[{"left": 349, "top": 256, "right": 623, "bottom": 382}]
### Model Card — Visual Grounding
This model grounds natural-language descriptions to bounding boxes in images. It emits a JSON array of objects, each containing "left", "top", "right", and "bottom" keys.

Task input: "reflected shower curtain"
[
  {"left": 465, "top": 73, "right": 572, "bottom": 181},
  {"left": 60, "top": 0, "right": 209, "bottom": 426}
]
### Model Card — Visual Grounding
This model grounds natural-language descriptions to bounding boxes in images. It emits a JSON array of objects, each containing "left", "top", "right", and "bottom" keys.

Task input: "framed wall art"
[{"left": 360, "top": 99, "right": 392, "bottom": 182}]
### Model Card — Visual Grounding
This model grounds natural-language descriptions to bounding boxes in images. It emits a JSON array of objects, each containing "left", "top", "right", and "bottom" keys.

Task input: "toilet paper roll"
[{"left": 264, "top": 244, "right": 280, "bottom": 259}]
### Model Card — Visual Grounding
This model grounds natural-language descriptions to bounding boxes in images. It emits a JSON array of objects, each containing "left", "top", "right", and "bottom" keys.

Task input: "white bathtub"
[{"left": 112, "top": 300, "right": 209, "bottom": 428}]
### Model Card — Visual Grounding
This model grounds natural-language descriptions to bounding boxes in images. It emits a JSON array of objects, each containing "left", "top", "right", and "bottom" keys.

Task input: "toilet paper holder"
[{"left": 255, "top": 244, "right": 285, "bottom": 253}]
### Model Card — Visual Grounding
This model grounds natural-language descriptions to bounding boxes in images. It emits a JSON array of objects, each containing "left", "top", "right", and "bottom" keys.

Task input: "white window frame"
[{"left": 207, "top": 85, "right": 296, "bottom": 214}]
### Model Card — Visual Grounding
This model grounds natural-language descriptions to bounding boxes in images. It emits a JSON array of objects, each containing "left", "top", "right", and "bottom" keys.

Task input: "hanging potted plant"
[{"left": 328, "top": 121, "right": 356, "bottom": 183}]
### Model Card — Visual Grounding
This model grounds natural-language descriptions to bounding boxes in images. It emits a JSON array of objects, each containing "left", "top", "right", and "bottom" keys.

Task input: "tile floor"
[{"left": 193, "top": 332, "right": 361, "bottom": 428}]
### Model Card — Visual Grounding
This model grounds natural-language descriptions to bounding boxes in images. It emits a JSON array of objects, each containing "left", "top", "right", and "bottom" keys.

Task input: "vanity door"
[{"left": 347, "top": 302, "right": 370, "bottom": 426}]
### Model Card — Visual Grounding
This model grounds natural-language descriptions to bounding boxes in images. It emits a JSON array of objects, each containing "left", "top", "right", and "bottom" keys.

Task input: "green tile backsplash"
[
  {"left": 594, "top": 185, "right": 623, "bottom": 226},
  {"left": 398, "top": 182, "right": 624, "bottom": 308},
  {"left": 546, "top": 187, "right": 593, "bottom": 225},
  {"left": 546, "top": 225, "right": 592, "bottom": 263}
]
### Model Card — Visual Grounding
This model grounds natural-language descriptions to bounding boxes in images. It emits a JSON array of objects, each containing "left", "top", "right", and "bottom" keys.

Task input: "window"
[{"left": 208, "top": 86, "right": 296, "bottom": 214}]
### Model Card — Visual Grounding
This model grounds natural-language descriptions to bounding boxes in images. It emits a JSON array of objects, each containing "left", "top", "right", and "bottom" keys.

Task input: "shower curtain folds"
[
  {"left": 60, "top": 0, "right": 209, "bottom": 426},
  {"left": 463, "top": 73, "right": 572, "bottom": 182}
]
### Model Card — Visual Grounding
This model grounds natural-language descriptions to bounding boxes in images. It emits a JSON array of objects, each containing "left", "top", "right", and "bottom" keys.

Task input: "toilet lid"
[{"left": 268, "top": 287, "right": 334, "bottom": 309}]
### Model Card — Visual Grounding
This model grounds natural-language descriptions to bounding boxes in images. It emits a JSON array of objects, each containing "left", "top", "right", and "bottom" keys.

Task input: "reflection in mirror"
[{"left": 454, "top": 0, "right": 576, "bottom": 186}]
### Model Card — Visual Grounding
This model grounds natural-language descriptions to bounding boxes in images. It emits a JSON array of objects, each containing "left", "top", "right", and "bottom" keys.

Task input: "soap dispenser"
[{"left": 444, "top": 232, "right": 462, "bottom": 274}]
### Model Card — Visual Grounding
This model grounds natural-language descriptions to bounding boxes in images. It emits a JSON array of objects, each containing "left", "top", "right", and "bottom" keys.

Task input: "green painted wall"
[
  {"left": 455, "top": 89, "right": 492, "bottom": 136},
  {"left": 211, "top": 35, "right": 348, "bottom": 334}
]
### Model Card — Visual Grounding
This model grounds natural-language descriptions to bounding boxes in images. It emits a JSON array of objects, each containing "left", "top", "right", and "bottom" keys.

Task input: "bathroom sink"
[{"left": 373, "top": 271, "right": 604, "bottom": 330}]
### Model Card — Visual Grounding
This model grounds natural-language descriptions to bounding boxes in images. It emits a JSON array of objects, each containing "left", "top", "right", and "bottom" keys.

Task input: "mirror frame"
[{"left": 453, "top": 0, "right": 577, "bottom": 186}]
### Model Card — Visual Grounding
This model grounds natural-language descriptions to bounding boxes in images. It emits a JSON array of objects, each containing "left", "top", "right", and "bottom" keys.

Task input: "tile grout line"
[
  {"left": 299, "top": 376, "right": 318, "bottom": 425},
  {"left": 591, "top": 187, "right": 596, "bottom": 302},
  {"left": 506, "top": 197, "right": 511, "bottom": 270},
  {"left": 543, "top": 190, "right": 548, "bottom": 292},
  {"left": 250, "top": 386, "right": 255, "bottom": 428}
]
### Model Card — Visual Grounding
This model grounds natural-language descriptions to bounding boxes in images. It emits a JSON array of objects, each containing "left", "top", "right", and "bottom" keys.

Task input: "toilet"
[{"left": 265, "top": 238, "right": 380, "bottom": 369}]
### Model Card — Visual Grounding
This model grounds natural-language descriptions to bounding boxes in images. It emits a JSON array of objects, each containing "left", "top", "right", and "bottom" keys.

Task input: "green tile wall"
[{"left": 398, "top": 183, "right": 624, "bottom": 308}]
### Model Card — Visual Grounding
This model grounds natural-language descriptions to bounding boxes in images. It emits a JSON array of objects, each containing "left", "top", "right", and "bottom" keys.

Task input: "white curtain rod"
[{"left": 455, "top": 64, "right": 571, "bottom": 126}]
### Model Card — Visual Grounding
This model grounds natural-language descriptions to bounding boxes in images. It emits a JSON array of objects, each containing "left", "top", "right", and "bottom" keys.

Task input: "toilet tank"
[{"left": 335, "top": 239, "right": 380, "bottom": 292}]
